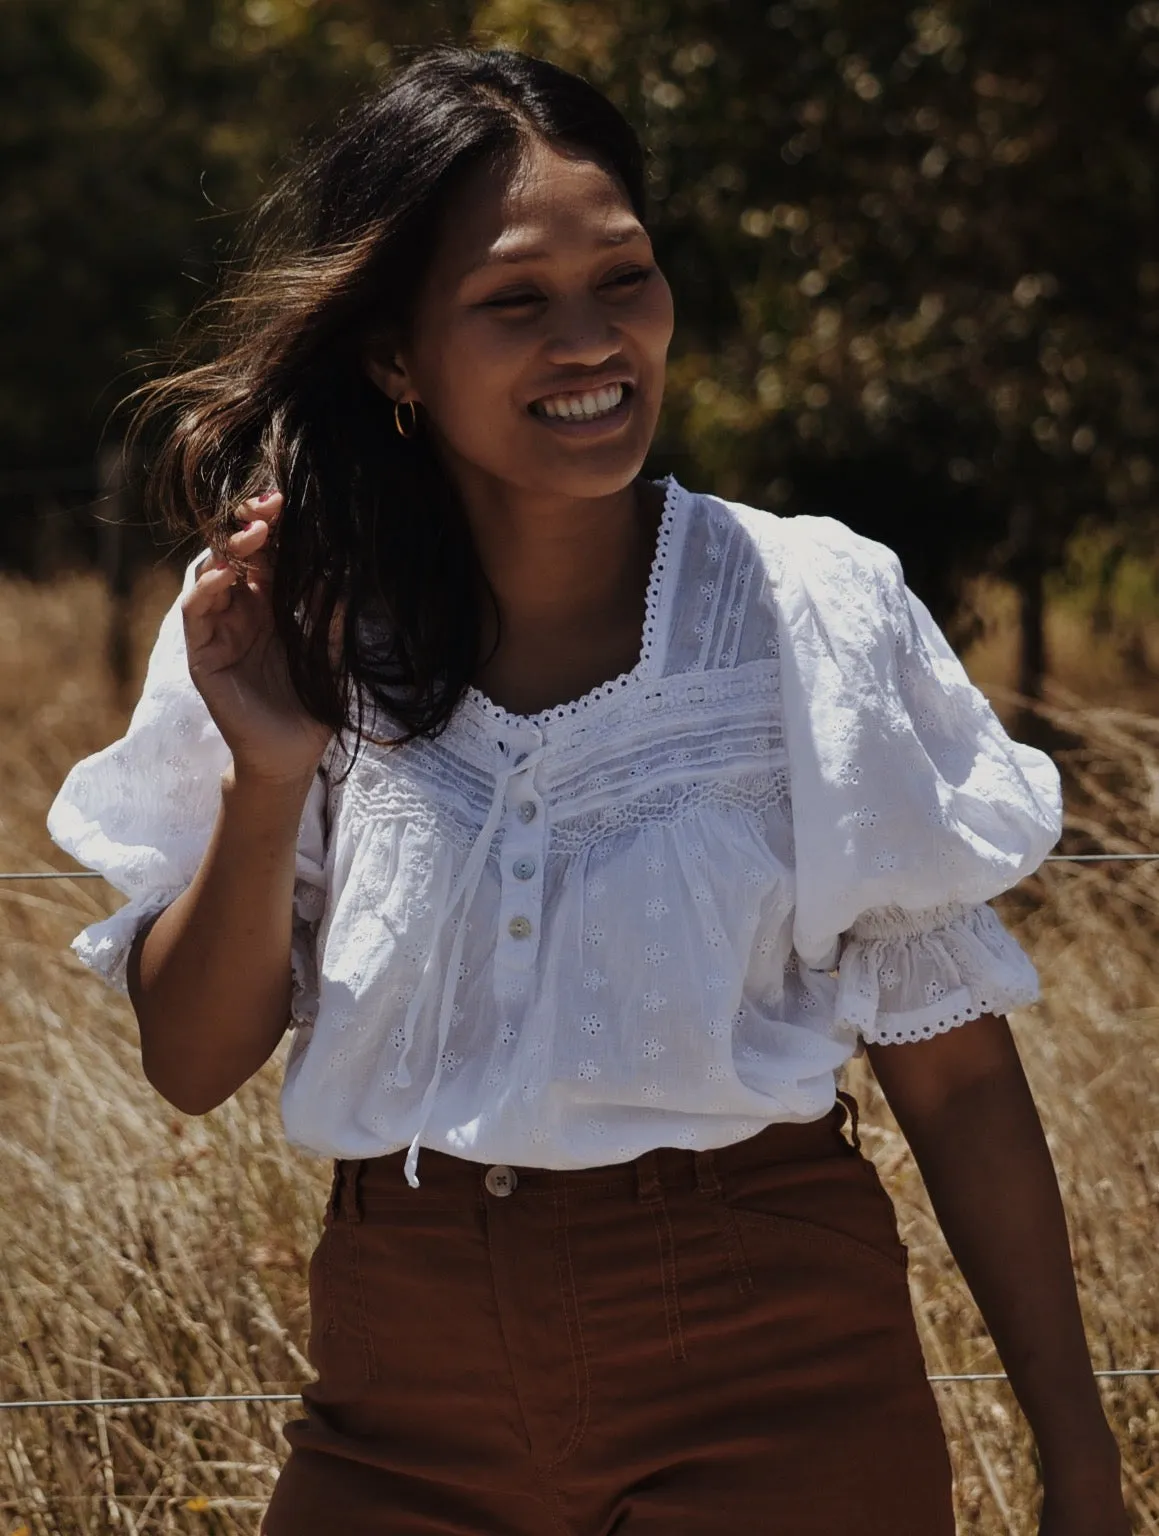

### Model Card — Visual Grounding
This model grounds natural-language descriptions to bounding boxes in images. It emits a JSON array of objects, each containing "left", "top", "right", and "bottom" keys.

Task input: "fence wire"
[
  {"left": 1, "top": 1369, "right": 1157, "bottom": 1413},
  {"left": 1, "top": 849, "right": 1156, "bottom": 1414}
]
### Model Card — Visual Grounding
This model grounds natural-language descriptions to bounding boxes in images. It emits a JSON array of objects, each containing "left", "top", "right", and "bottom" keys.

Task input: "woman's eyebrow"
[{"left": 467, "top": 225, "right": 646, "bottom": 273}]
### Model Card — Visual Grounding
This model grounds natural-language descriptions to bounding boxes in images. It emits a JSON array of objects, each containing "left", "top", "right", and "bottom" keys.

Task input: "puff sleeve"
[
  {"left": 45, "top": 554, "right": 329, "bottom": 1029},
  {"left": 775, "top": 515, "right": 1062, "bottom": 1045}
]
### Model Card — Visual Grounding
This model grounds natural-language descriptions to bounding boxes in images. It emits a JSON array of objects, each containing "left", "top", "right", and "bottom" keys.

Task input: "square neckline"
[{"left": 460, "top": 475, "right": 686, "bottom": 733}]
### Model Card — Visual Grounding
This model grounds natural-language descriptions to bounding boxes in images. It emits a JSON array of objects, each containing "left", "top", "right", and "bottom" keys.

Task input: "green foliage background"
[{"left": 4, "top": 0, "right": 1159, "bottom": 647}]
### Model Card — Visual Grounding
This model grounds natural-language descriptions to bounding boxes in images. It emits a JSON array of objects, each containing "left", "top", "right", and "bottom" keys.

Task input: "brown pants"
[{"left": 262, "top": 1098, "right": 954, "bottom": 1534}]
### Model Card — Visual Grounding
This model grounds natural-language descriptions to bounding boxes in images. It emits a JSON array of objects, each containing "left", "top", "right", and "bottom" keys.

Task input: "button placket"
[{"left": 496, "top": 733, "right": 547, "bottom": 982}]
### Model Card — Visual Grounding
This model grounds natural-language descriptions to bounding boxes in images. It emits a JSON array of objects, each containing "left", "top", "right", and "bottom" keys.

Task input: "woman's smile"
[{"left": 527, "top": 380, "right": 633, "bottom": 434}]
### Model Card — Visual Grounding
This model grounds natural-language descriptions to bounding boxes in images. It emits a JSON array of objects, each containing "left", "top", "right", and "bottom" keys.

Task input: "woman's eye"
[
  {"left": 484, "top": 292, "right": 542, "bottom": 310},
  {"left": 479, "top": 268, "right": 652, "bottom": 309},
  {"left": 604, "top": 267, "right": 652, "bottom": 291}
]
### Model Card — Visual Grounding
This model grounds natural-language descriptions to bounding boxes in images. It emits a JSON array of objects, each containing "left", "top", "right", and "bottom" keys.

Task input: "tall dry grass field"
[{"left": 1, "top": 568, "right": 1156, "bottom": 1534}]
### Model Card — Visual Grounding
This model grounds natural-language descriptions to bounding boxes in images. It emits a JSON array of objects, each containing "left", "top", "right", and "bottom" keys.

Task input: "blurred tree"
[
  {"left": 477, "top": 0, "right": 1159, "bottom": 683},
  {"left": 3, "top": 0, "right": 1158, "bottom": 691},
  {"left": 0, "top": 0, "right": 467, "bottom": 565}
]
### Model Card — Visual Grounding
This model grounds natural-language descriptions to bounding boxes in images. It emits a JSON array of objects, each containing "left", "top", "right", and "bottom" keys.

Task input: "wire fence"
[
  {"left": 2, "top": 848, "right": 1155, "bottom": 1413},
  {"left": 1, "top": 1368, "right": 1158, "bottom": 1414}
]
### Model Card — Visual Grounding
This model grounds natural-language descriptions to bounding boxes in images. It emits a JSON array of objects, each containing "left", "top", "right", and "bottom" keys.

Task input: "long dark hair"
[{"left": 132, "top": 48, "right": 648, "bottom": 760}]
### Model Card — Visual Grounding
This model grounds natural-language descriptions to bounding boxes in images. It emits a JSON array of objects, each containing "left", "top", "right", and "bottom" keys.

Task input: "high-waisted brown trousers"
[{"left": 262, "top": 1097, "right": 955, "bottom": 1534}]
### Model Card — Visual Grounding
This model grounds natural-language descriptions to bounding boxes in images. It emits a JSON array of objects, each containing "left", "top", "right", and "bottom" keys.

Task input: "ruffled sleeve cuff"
[
  {"left": 65, "top": 878, "right": 323, "bottom": 1032},
  {"left": 67, "top": 874, "right": 325, "bottom": 1030},
  {"left": 68, "top": 887, "right": 187, "bottom": 994},
  {"left": 836, "top": 901, "right": 1041, "bottom": 1045}
]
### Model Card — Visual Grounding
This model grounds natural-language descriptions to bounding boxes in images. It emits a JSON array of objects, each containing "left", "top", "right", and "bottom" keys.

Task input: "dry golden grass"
[{"left": 1, "top": 567, "right": 1156, "bottom": 1534}]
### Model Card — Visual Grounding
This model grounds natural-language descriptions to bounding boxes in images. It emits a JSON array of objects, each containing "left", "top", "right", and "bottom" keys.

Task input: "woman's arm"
[
  {"left": 866, "top": 1014, "right": 1129, "bottom": 1533},
  {"left": 125, "top": 492, "right": 332, "bottom": 1117},
  {"left": 127, "top": 764, "right": 316, "bottom": 1116}
]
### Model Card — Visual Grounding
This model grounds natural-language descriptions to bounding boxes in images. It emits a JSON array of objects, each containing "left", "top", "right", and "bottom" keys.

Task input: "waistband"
[{"left": 329, "top": 1094, "right": 863, "bottom": 1222}]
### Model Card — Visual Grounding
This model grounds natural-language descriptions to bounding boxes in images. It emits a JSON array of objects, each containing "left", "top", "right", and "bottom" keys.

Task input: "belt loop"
[
  {"left": 695, "top": 1145, "right": 753, "bottom": 1297},
  {"left": 693, "top": 1148, "right": 721, "bottom": 1197},
  {"left": 635, "top": 1148, "right": 662, "bottom": 1205},
  {"left": 334, "top": 1159, "right": 366, "bottom": 1223},
  {"left": 836, "top": 1090, "right": 862, "bottom": 1153},
  {"left": 329, "top": 1161, "right": 345, "bottom": 1221},
  {"left": 634, "top": 1149, "right": 686, "bottom": 1362}
]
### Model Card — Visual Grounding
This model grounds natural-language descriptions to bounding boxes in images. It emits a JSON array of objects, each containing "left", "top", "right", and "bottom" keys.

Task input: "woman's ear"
[{"left": 362, "top": 342, "right": 414, "bottom": 405}]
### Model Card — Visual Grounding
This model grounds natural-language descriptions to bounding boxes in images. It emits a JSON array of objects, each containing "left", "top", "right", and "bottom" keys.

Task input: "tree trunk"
[
  {"left": 1017, "top": 556, "right": 1047, "bottom": 702},
  {"left": 1007, "top": 500, "right": 1048, "bottom": 710}
]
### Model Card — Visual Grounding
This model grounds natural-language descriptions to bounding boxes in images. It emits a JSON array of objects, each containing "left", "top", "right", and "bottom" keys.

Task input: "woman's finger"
[
  {"left": 227, "top": 519, "right": 270, "bottom": 557},
  {"left": 236, "top": 490, "right": 284, "bottom": 525},
  {"left": 184, "top": 562, "right": 238, "bottom": 620}
]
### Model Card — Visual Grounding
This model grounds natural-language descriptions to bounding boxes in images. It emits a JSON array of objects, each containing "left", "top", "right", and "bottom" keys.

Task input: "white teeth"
[{"left": 533, "top": 383, "right": 626, "bottom": 421}]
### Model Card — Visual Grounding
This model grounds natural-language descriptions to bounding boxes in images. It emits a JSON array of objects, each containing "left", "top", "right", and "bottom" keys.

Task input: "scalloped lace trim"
[
  {"left": 863, "top": 978, "right": 1041, "bottom": 1045},
  {"left": 837, "top": 901, "right": 1042, "bottom": 1044},
  {"left": 461, "top": 475, "right": 682, "bottom": 730}
]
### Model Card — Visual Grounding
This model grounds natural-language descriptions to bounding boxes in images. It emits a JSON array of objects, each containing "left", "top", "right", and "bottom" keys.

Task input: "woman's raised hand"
[{"left": 182, "top": 492, "right": 336, "bottom": 787}]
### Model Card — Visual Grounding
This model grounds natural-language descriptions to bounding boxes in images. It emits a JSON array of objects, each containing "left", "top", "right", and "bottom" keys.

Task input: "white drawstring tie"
[{"left": 394, "top": 743, "right": 547, "bottom": 1187}]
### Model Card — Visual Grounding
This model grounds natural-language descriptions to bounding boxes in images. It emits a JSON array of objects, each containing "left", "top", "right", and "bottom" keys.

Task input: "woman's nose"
[{"left": 544, "top": 298, "right": 620, "bottom": 367}]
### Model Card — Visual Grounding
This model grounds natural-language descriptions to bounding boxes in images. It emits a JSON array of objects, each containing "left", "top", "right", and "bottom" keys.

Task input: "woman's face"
[{"left": 366, "top": 136, "right": 674, "bottom": 505}]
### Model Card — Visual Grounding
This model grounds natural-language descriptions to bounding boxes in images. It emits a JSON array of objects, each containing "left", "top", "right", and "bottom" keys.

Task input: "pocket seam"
[
  {"left": 542, "top": 1193, "right": 591, "bottom": 1471},
  {"left": 313, "top": 1219, "right": 379, "bottom": 1383},
  {"left": 343, "top": 1219, "right": 379, "bottom": 1384},
  {"left": 725, "top": 1203, "right": 909, "bottom": 1280}
]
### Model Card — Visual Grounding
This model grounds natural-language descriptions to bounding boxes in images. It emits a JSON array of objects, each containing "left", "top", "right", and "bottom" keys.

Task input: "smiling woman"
[
  {"left": 354, "top": 132, "right": 674, "bottom": 716},
  {"left": 124, "top": 48, "right": 669, "bottom": 750},
  {"left": 47, "top": 45, "right": 1127, "bottom": 1536}
]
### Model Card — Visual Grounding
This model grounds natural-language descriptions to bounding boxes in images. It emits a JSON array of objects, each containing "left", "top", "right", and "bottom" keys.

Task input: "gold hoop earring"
[{"left": 394, "top": 399, "right": 418, "bottom": 439}]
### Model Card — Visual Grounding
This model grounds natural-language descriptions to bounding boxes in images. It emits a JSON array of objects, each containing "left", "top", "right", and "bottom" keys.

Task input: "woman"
[{"left": 47, "top": 48, "right": 1127, "bottom": 1534}]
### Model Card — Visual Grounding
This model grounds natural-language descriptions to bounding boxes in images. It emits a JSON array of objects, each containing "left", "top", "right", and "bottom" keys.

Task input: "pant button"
[{"left": 484, "top": 1165, "right": 518, "bottom": 1197}]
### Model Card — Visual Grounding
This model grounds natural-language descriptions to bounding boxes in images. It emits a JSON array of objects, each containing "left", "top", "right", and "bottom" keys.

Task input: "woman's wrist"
[{"left": 222, "top": 759, "right": 320, "bottom": 801}]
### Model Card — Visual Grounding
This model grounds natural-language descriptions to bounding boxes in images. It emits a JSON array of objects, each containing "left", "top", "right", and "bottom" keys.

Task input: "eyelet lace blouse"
[{"left": 47, "top": 478, "right": 1062, "bottom": 1185}]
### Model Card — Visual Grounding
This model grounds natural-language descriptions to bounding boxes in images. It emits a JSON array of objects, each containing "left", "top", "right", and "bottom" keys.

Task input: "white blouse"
[{"left": 47, "top": 478, "right": 1062, "bottom": 1185}]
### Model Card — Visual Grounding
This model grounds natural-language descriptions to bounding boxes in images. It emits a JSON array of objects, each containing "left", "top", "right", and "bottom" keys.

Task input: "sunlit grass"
[{"left": 1, "top": 568, "right": 1156, "bottom": 1533}]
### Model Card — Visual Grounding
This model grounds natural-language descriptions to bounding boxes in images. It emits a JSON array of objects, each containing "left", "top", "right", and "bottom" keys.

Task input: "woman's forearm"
[
  {"left": 127, "top": 764, "right": 316, "bottom": 1115},
  {"left": 867, "top": 1018, "right": 1121, "bottom": 1489}
]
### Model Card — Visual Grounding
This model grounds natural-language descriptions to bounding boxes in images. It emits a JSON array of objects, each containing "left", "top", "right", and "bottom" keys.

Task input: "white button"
[
  {"left": 484, "top": 1165, "right": 518, "bottom": 1197},
  {"left": 516, "top": 801, "right": 537, "bottom": 824},
  {"left": 508, "top": 915, "right": 533, "bottom": 939},
  {"left": 512, "top": 857, "right": 536, "bottom": 881}
]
